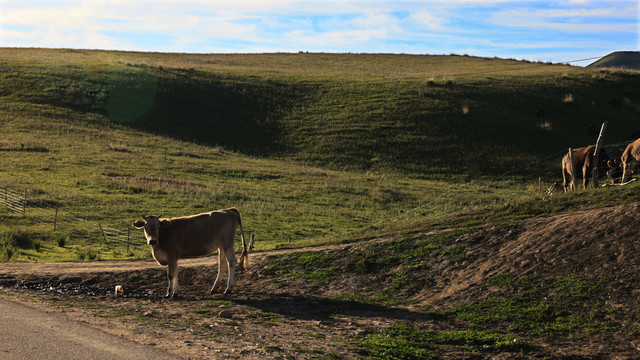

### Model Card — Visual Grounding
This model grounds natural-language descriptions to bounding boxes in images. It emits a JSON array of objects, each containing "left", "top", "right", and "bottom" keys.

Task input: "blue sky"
[{"left": 0, "top": 0, "right": 638, "bottom": 64}]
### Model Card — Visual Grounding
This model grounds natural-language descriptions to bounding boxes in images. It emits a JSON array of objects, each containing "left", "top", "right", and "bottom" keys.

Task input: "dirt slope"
[
  {"left": 3, "top": 202, "right": 640, "bottom": 358},
  {"left": 426, "top": 202, "right": 640, "bottom": 308}
]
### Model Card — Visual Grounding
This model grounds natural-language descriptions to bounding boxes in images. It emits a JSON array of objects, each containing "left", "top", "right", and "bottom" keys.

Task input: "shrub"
[
  {"left": 1, "top": 245, "right": 15, "bottom": 261},
  {"left": 54, "top": 234, "right": 67, "bottom": 248},
  {"left": 76, "top": 247, "right": 99, "bottom": 261},
  {"left": 0, "top": 229, "right": 44, "bottom": 259},
  {"left": 31, "top": 238, "right": 42, "bottom": 251},
  {"left": 0, "top": 230, "right": 19, "bottom": 260},
  {"left": 0, "top": 236, "right": 16, "bottom": 261}
]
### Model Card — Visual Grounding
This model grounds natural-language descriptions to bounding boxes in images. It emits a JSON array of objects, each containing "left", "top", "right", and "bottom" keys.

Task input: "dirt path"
[
  {"left": 0, "top": 297, "right": 181, "bottom": 360},
  {"left": 0, "top": 242, "right": 349, "bottom": 277}
]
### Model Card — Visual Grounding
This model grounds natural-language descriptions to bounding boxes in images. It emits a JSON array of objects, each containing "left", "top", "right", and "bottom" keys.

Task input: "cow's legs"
[
  {"left": 223, "top": 246, "right": 237, "bottom": 295},
  {"left": 210, "top": 249, "right": 227, "bottom": 294},
  {"left": 166, "top": 259, "right": 179, "bottom": 298},
  {"left": 622, "top": 162, "right": 628, "bottom": 183}
]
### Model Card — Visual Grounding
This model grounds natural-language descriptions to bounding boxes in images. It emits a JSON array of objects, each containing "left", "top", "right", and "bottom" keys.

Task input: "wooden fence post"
[
  {"left": 592, "top": 121, "right": 608, "bottom": 188},
  {"left": 568, "top": 148, "right": 577, "bottom": 191},
  {"left": 248, "top": 234, "right": 255, "bottom": 252},
  {"left": 127, "top": 228, "right": 130, "bottom": 252},
  {"left": 54, "top": 207, "right": 58, "bottom": 232},
  {"left": 98, "top": 224, "right": 109, "bottom": 249},
  {"left": 538, "top": 177, "right": 542, "bottom": 192},
  {"left": 23, "top": 188, "right": 27, "bottom": 216}
]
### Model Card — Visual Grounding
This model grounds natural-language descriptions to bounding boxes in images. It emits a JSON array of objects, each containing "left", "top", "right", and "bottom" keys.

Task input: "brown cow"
[
  {"left": 621, "top": 138, "right": 640, "bottom": 183},
  {"left": 132, "top": 208, "right": 248, "bottom": 298},
  {"left": 561, "top": 145, "right": 609, "bottom": 192}
]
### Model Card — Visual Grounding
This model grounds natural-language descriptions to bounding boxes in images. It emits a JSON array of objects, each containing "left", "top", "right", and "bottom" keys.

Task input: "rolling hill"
[
  {"left": 587, "top": 51, "right": 640, "bottom": 71},
  {"left": 1, "top": 48, "right": 640, "bottom": 256}
]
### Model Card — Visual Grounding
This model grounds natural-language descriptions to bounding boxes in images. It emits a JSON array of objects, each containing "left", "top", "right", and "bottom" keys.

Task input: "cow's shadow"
[{"left": 213, "top": 292, "right": 438, "bottom": 323}]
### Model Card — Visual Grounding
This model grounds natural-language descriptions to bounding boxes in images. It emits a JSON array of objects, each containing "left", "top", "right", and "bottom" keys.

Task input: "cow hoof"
[
  {"left": 164, "top": 294, "right": 171, "bottom": 299},
  {"left": 222, "top": 290, "right": 232, "bottom": 297},
  {"left": 171, "top": 293, "right": 181, "bottom": 300}
]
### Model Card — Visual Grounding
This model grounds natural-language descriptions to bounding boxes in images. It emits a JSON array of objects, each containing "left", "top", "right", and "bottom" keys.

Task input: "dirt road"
[
  {"left": 0, "top": 297, "right": 180, "bottom": 359},
  {"left": 1, "top": 257, "right": 212, "bottom": 277}
]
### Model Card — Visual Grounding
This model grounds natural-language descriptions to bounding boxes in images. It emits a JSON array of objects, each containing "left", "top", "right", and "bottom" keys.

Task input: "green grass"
[
  {"left": 355, "top": 322, "right": 534, "bottom": 359},
  {"left": 1, "top": 48, "right": 640, "bottom": 262},
  {"left": 442, "top": 274, "right": 614, "bottom": 337},
  {"left": 263, "top": 251, "right": 341, "bottom": 285},
  {"left": 262, "top": 230, "right": 475, "bottom": 307},
  {"left": 245, "top": 311, "right": 282, "bottom": 325},
  {"left": 192, "top": 299, "right": 239, "bottom": 317}
]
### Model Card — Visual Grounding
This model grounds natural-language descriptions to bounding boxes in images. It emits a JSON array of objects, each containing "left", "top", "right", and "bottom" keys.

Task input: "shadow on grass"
[
  {"left": 229, "top": 293, "right": 437, "bottom": 323},
  {"left": 116, "top": 68, "right": 313, "bottom": 157}
]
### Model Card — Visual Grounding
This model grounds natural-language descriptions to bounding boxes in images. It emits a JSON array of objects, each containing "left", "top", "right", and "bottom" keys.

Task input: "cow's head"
[{"left": 132, "top": 215, "right": 171, "bottom": 246}]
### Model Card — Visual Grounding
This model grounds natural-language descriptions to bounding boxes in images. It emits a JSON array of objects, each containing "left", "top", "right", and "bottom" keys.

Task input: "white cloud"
[
  {"left": 492, "top": 5, "right": 639, "bottom": 33},
  {"left": 285, "top": 28, "right": 389, "bottom": 49},
  {"left": 0, "top": 0, "right": 271, "bottom": 50},
  {"left": 564, "top": 0, "right": 590, "bottom": 5},
  {"left": 410, "top": 9, "right": 448, "bottom": 31}
]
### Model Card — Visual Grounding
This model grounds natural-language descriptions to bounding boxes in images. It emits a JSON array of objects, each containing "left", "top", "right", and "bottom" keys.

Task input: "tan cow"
[
  {"left": 561, "top": 145, "right": 609, "bottom": 192},
  {"left": 132, "top": 208, "right": 248, "bottom": 298},
  {"left": 621, "top": 138, "right": 640, "bottom": 183}
]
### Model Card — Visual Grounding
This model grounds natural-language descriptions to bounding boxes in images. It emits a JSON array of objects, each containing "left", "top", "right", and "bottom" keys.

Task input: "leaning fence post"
[
  {"left": 568, "top": 148, "right": 577, "bottom": 191},
  {"left": 98, "top": 223, "right": 109, "bottom": 249},
  {"left": 54, "top": 207, "right": 58, "bottom": 231},
  {"left": 592, "top": 121, "right": 608, "bottom": 188},
  {"left": 127, "top": 228, "right": 130, "bottom": 252}
]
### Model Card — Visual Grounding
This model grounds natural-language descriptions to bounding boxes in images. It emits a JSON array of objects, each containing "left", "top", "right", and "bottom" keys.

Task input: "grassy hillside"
[
  {"left": 588, "top": 51, "right": 640, "bottom": 71},
  {"left": 1, "top": 48, "right": 640, "bottom": 261}
]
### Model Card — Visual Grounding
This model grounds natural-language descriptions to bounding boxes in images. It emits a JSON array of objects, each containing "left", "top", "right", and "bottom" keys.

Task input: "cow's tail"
[{"left": 232, "top": 208, "right": 249, "bottom": 272}]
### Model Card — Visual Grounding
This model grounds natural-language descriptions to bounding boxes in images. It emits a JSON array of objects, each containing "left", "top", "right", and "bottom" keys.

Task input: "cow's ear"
[
  {"left": 132, "top": 220, "right": 145, "bottom": 229},
  {"left": 160, "top": 219, "right": 172, "bottom": 228}
]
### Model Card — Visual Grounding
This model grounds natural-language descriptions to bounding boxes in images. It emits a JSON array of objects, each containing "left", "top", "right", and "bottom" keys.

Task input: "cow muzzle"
[{"left": 148, "top": 238, "right": 158, "bottom": 246}]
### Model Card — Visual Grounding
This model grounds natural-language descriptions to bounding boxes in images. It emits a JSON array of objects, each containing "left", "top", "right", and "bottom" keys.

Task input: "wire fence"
[
  {"left": 1, "top": 134, "right": 635, "bottom": 250},
  {"left": 0, "top": 185, "right": 146, "bottom": 251},
  {"left": 2, "top": 186, "right": 26, "bottom": 215}
]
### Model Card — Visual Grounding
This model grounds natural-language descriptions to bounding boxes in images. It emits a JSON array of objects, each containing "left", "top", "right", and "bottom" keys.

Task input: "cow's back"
[
  {"left": 562, "top": 145, "right": 594, "bottom": 178},
  {"left": 158, "top": 209, "right": 239, "bottom": 258},
  {"left": 622, "top": 138, "right": 640, "bottom": 163}
]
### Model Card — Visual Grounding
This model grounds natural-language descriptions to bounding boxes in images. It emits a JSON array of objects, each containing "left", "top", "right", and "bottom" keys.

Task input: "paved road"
[{"left": 0, "top": 298, "right": 181, "bottom": 360}]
